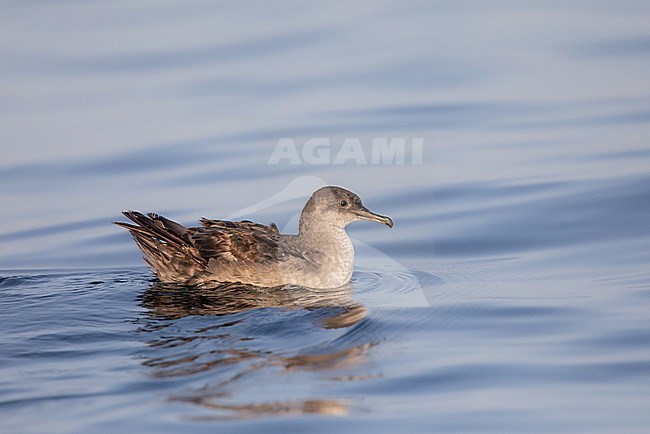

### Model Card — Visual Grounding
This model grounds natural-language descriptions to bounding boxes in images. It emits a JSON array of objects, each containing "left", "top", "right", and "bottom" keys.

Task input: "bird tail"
[{"left": 114, "top": 211, "right": 206, "bottom": 283}]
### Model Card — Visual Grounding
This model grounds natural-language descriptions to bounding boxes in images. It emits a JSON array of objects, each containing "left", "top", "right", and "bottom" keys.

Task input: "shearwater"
[{"left": 115, "top": 186, "right": 393, "bottom": 288}]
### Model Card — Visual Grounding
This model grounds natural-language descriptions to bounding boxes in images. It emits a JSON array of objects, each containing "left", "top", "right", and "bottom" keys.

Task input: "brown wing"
[
  {"left": 188, "top": 218, "right": 289, "bottom": 264},
  {"left": 115, "top": 212, "right": 301, "bottom": 283},
  {"left": 199, "top": 217, "right": 279, "bottom": 233}
]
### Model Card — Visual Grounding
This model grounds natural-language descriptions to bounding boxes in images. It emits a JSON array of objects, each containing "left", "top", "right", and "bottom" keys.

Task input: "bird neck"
[
  {"left": 298, "top": 214, "right": 355, "bottom": 283},
  {"left": 298, "top": 220, "right": 350, "bottom": 248},
  {"left": 299, "top": 221, "right": 342, "bottom": 237}
]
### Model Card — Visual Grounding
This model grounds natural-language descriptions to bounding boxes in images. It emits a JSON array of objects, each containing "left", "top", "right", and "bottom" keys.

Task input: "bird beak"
[{"left": 355, "top": 206, "right": 394, "bottom": 228}]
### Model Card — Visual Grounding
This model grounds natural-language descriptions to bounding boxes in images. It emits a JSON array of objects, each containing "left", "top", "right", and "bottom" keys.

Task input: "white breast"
[{"left": 316, "top": 229, "right": 355, "bottom": 287}]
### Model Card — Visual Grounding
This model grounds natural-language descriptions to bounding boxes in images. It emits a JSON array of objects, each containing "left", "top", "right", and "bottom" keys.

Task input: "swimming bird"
[{"left": 115, "top": 186, "right": 392, "bottom": 288}]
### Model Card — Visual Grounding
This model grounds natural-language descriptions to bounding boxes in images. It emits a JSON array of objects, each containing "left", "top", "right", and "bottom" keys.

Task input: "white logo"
[{"left": 268, "top": 138, "right": 424, "bottom": 165}]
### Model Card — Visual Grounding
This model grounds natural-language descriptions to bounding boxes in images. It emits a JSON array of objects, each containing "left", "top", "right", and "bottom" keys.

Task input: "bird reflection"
[
  {"left": 137, "top": 280, "right": 378, "bottom": 419},
  {"left": 181, "top": 398, "right": 350, "bottom": 421},
  {"left": 141, "top": 280, "right": 367, "bottom": 326}
]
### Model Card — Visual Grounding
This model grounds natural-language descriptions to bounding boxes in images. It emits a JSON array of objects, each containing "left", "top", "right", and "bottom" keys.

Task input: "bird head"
[{"left": 300, "top": 186, "right": 393, "bottom": 232}]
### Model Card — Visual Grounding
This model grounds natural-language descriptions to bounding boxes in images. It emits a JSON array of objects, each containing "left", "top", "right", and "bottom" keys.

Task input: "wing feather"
[
  {"left": 187, "top": 219, "right": 288, "bottom": 264},
  {"left": 116, "top": 212, "right": 303, "bottom": 284}
]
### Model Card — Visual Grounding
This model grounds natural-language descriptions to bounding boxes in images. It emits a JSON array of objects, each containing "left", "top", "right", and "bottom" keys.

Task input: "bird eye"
[{"left": 339, "top": 200, "right": 348, "bottom": 207}]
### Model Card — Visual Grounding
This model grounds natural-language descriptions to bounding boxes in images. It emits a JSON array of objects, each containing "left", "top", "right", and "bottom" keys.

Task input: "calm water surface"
[{"left": 1, "top": 2, "right": 649, "bottom": 433}]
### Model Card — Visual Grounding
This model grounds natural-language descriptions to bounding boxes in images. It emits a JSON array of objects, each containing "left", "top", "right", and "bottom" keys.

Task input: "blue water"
[{"left": 1, "top": 1, "right": 650, "bottom": 433}]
